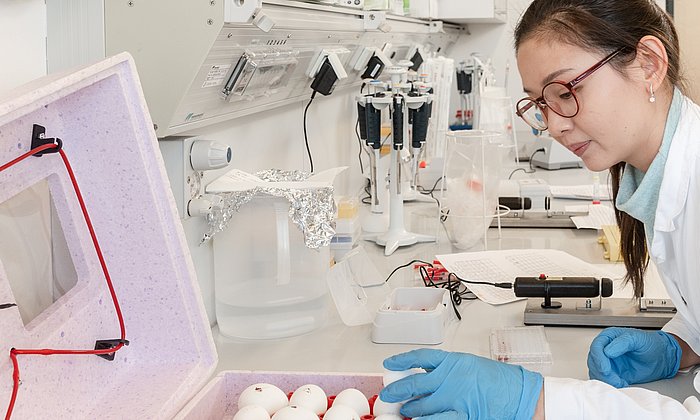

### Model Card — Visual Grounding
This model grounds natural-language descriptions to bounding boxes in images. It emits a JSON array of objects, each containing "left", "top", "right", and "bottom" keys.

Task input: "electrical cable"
[
  {"left": 384, "top": 259, "right": 433, "bottom": 283},
  {"left": 303, "top": 92, "right": 317, "bottom": 173},
  {"left": 449, "top": 272, "right": 513, "bottom": 289},
  {"left": 508, "top": 147, "right": 546, "bottom": 179},
  {"left": 355, "top": 120, "right": 365, "bottom": 175},
  {"left": 383, "top": 258, "right": 517, "bottom": 323},
  {"left": 2, "top": 142, "right": 128, "bottom": 420},
  {"left": 384, "top": 260, "right": 478, "bottom": 322},
  {"left": 416, "top": 175, "right": 444, "bottom": 208}
]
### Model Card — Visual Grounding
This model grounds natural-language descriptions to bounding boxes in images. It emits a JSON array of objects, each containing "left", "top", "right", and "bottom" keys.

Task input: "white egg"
[
  {"left": 333, "top": 388, "right": 370, "bottom": 416},
  {"left": 289, "top": 384, "right": 328, "bottom": 415},
  {"left": 323, "top": 404, "right": 360, "bottom": 420},
  {"left": 233, "top": 405, "right": 271, "bottom": 420},
  {"left": 270, "top": 405, "right": 319, "bottom": 420},
  {"left": 374, "top": 415, "right": 403, "bottom": 420},
  {"left": 372, "top": 396, "right": 402, "bottom": 417},
  {"left": 382, "top": 368, "right": 424, "bottom": 386},
  {"left": 238, "top": 383, "right": 289, "bottom": 415}
]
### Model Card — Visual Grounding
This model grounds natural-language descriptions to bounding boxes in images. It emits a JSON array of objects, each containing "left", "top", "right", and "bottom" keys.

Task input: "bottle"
[{"left": 452, "top": 109, "right": 463, "bottom": 127}]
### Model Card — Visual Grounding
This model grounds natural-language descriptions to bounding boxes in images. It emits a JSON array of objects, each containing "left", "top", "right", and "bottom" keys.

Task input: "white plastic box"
[
  {"left": 372, "top": 287, "right": 453, "bottom": 345},
  {"left": 0, "top": 54, "right": 380, "bottom": 419}
]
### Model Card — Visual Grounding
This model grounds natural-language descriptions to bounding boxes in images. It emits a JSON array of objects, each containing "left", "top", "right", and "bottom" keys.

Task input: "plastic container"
[
  {"left": 371, "top": 287, "right": 453, "bottom": 344},
  {"left": 440, "top": 130, "right": 506, "bottom": 249},
  {"left": 477, "top": 90, "right": 518, "bottom": 165},
  {"left": 489, "top": 326, "right": 553, "bottom": 374},
  {"left": 213, "top": 195, "right": 330, "bottom": 340},
  {"left": 176, "top": 371, "right": 383, "bottom": 419}
]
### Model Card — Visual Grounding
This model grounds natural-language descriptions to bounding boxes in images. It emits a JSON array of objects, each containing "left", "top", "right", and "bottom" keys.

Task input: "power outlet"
[{"left": 158, "top": 136, "right": 201, "bottom": 220}]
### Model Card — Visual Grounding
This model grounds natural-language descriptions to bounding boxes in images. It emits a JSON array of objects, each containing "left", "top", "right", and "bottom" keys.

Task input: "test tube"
[{"left": 592, "top": 173, "right": 601, "bottom": 205}]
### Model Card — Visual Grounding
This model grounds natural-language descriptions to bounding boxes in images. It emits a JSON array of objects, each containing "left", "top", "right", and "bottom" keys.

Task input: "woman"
[{"left": 379, "top": 0, "right": 700, "bottom": 418}]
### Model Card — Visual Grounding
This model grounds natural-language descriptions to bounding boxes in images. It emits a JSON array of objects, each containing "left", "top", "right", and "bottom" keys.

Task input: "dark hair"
[{"left": 515, "top": 0, "right": 683, "bottom": 298}]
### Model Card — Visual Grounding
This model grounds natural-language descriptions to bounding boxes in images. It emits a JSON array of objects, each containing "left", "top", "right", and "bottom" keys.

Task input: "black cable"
[
  {"left": 417, "top": 175, "right": 443, "bottom": 196},
  {"left": 0, "top": 303, "right": 17, "bottom": 310},
  {"left": 355, "top": 120, "right": 365, "bottom": 175},
  {"left": 384, "top": 259, "right": 434, "bottom": 283},
  {"left": 417, "top": 265, "right": 474, "bottom": 320},
  {"left": 381, "top": 132, "right": 391, "bottom": 146},
  {"left": 385, "top": 259, "right": 512, "bottom": 322},
  {"left": 361, "top": 180, "right": 372, "bottom": 205},
  {"left": 303, "top": 92, "right": 317, "bottom": 173},
  {"left": 508, "top": 148, "right": 546, "bottom": 179},
  {"left": 449, "top": 273, "right": 513, "bottom": 289}
]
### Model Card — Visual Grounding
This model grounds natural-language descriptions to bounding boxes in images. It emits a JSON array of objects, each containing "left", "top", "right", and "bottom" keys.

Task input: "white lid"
[{"left": 0, "top": 54, "right": 216, "bottom": 418}]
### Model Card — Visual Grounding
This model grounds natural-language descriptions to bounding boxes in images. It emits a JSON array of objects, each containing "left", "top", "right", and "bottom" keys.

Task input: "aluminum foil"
[{"left": 202, "top": 169, "right": 336, "bottom": 249}]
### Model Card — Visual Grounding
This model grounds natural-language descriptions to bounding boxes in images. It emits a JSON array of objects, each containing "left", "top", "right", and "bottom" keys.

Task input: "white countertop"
[{"left": 211, "top": 165, "right": 700, "bottom": 403}]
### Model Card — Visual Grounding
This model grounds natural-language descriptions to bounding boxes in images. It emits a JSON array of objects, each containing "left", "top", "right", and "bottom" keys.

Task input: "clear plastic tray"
[{"left": 489, "top": 326, "right": 553, "bottom": 373}]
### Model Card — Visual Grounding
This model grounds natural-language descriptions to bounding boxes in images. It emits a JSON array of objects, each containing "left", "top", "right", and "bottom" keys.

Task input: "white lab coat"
[{"left": 544, "top": 94, "right": 700, "bottom": 419}]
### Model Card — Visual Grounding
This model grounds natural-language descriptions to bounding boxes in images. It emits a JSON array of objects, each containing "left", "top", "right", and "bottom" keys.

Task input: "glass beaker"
[{"left": 440, "top": 130, "right": 506, "bottom": 249}]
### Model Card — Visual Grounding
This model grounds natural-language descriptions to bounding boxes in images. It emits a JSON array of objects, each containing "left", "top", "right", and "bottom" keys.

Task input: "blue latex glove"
[
  {"left": 587, "top": 327, "right": 682, "bottom": 388},
  {"left": 379, "top": 349, "right": 543, "bottom": 420}
]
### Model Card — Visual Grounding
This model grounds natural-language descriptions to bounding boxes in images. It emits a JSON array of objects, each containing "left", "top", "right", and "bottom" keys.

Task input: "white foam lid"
[{"left": 0, "top": 53, "right": 217, "bottom": 418}]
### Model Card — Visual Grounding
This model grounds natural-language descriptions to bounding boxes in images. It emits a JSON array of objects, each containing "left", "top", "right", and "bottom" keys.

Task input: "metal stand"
[{"left": 523, "top": 298, "right": 674, "bottom": 329}]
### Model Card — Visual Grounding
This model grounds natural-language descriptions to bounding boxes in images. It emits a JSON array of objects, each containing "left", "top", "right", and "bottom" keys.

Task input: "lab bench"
[{"left": 209, "top": 180, "right": 700, "bottom": 404}]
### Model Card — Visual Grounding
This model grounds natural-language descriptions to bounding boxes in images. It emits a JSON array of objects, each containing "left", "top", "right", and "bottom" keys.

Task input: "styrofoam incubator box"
[{"left": 0, "top": 54, "right": 383, "bottom": 419}]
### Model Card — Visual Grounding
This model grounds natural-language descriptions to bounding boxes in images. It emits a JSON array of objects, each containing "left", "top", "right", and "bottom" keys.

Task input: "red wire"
[{"left": 3, "top": 144, "right": 127, "bottom": 420}]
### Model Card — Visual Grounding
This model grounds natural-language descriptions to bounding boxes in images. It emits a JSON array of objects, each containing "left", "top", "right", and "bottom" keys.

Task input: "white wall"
[
  {"left": 674, "top": 0, "right": 700, "bottom": 101},
  {"left": 0, "top": 0, "right": 46, "bottom": 95}
]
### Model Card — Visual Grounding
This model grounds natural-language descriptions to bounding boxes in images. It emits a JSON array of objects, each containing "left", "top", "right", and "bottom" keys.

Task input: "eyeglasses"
[{"left": 516, "top": 48, "right": 624, "bottom": 131}]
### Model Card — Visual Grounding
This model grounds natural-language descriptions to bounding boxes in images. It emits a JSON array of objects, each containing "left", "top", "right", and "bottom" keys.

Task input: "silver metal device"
[
  {"left": 516, "top": 275, "right": 675, "bottom": 329},
  {"left": 523, "top": 298, "right": 675, "bottom": 329}
]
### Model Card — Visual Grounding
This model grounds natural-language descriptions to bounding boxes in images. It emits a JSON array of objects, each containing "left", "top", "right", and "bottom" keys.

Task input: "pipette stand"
[
  {"left": 372, "top": 66, "right": 435, "bottom": 255},
  {"left": 362, "top": 150, "right": 390, "bottom": 233},
  {"left": 375, "top": 145, "right": 435, "bottom": 255}
]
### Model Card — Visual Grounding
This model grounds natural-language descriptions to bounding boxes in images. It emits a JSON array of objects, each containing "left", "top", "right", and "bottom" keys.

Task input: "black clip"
[
  {"left": 94, "top": 338, "right": 130, "bottom": 361},
  {"left": 31, "top": 124, "right": 63, "bottom": 157}
]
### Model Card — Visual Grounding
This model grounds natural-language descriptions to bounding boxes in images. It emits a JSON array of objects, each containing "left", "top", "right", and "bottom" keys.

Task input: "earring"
[{"left": 649, "top": 83, "right": 656, "bottom": 103}]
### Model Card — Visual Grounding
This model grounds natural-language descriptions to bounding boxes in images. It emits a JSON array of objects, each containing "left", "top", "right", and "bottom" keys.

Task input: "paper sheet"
[
  {"left": 436, "top": 249, "right": 617, "bottom": 305},
  {"left": 567, "top": 204, "right": 617, "bottom": 229},
  {"left": 550, "top": 184, "right": 613, "bottom": 201}
]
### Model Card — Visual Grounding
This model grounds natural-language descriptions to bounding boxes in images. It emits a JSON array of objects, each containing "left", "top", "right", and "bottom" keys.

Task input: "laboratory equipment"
[
  {"left": 326, "top": 246, "right": 389, "bottom": 326},
  {"left": 0, "top": 54, "right": 215, "bottom": 419},
  {"left": 203, "top": 166, "right": 338, "bottom": 340},
  {"left": 306, "top": 49, "right": 350, "bottom": 96},
  {"left": 440, "top": 130, "right": 504, "bottom": 249},
  {"left": 489, "top": 326, "right": 553, "bottom": 374},
  {"left": 360, "top": 64, "right": 436, "bottom": 255},
  {"left": 530, "top": 135, "right": 584, "bottom": 170},
  {"left": 189, "top": 140, "right": 232, "bottom": 171},
  {"left": 0, "top": 53, "right": 393, "bottom": 419},
  {"left": 514, "top": 275, "right": 675, "bottom": 328},
  {"left": 357, "top": 89, "right": 392, "bottom": 234},
  {"left": 48, "top": 2, "right": 459, "bottom": 137},
  {"left": 371, "top": 287, "right": 453, "bottom": 345}
]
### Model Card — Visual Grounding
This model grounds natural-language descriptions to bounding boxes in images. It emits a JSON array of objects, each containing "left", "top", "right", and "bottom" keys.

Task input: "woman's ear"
[{"left": 636, "top": 35, "right": 669, "bottom": 89}]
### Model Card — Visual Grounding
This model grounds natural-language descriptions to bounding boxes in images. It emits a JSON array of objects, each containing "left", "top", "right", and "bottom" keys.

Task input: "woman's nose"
[{"left": 545, "top": 110, "right": 574, "bottom": 137}]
